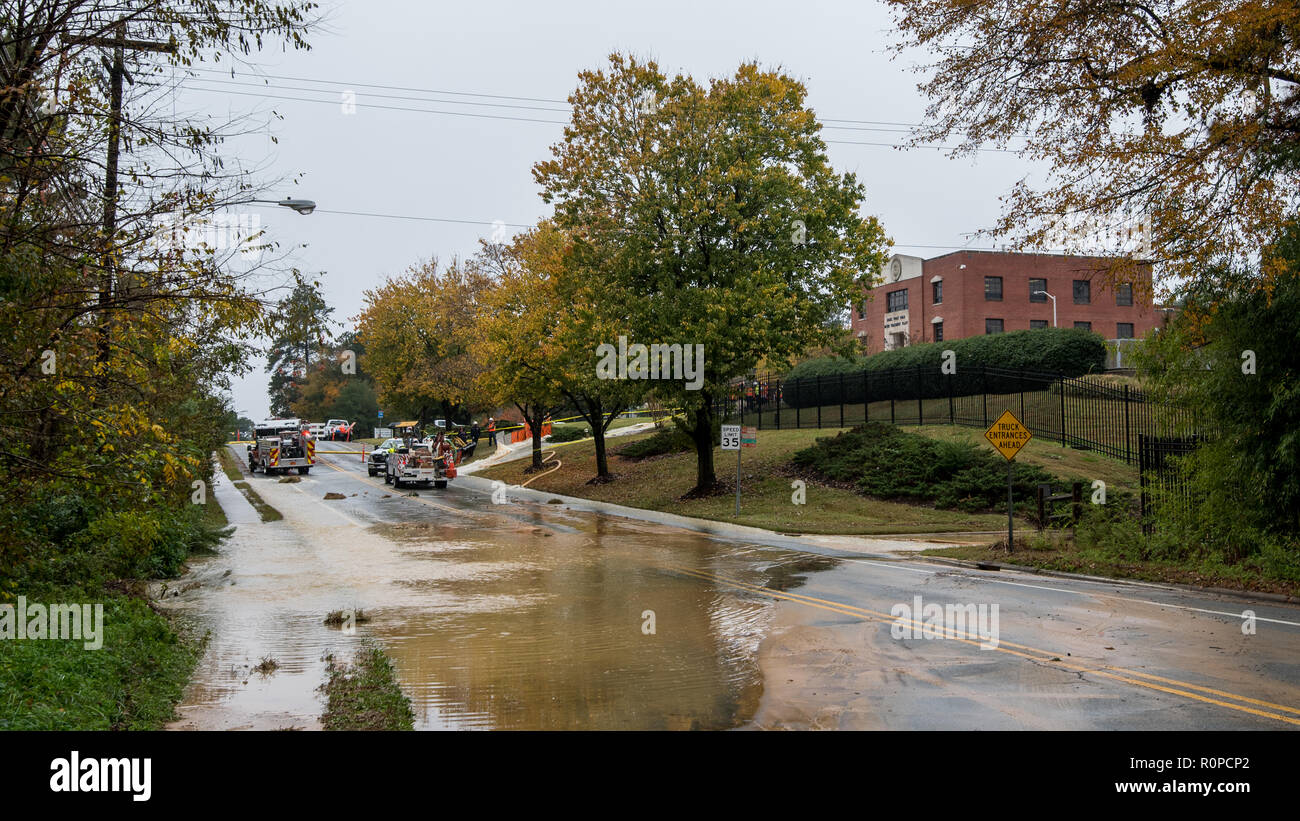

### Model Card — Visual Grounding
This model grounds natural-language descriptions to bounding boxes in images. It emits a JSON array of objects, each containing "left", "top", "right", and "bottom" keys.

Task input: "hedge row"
[{"left": 778, "top": 328, "right": 1106, "bottom": 408}]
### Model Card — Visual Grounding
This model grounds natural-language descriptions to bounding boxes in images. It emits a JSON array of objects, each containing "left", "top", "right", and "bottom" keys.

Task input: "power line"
[
  {"left": 186, "top": 85, "right": 1021, "bottom": 152},
  {"left": 186, "top": 66, "right": 571, "bottom": 105},
  {"left": 184, "top": 77, "right": 572, "bottom": 114},
  {"left": 305, "top": 207, "right": 998, "bottom": 251},
  {"left": 185, "top": 66, "right": 1032, "bottom": 140}
]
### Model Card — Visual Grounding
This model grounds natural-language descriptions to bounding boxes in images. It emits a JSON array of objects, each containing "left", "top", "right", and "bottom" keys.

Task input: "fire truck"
[{"left": 247, "top": 418, "right": 315, "bottom": 475}]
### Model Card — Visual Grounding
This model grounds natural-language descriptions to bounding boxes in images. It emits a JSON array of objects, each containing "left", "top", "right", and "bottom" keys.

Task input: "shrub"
[
  {"left": 790, "top": 423, "right": 1057, "bottom": 513},
  {"left": 548, "top": 425, "right": 591, "bottom": 443},
  {"left": 615, "top": 425, "right": 694, "bottom": 460}
]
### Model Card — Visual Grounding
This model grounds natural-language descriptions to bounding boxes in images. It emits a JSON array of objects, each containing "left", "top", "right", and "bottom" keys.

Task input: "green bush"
[
  {"left": 548, "top": 425, "right": 591, "bottom": 443},
  {"left": 781, "top": 328, "right": 1106, "bottom": 408},
  {"left": 790, "top": 422, "right": 1057, "bottom": 513},
  {"left": 615, "top": 425, "right": 695, "bottom": 460}
]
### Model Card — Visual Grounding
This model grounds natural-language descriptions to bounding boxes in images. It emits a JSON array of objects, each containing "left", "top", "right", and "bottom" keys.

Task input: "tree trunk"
[
  {"left": 585, "top": 397, "right": 611, "bottom": 479},
  {"left": 529, "top": 408, "right": 545, "bottom": 470},
  {"left": 593, "top": 430, "right": 609, "bottom": 478},
  {"left": 690, "top": 402, "right": 716, "bottom": 492}
]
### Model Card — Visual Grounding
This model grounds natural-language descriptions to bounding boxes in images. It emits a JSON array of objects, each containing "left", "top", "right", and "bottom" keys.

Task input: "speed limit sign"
[{"left": 720, "top": 424, "right": 741, "bottom": 450}]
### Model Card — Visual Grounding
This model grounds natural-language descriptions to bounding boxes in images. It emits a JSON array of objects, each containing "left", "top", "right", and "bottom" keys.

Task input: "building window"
[
  {"left": 985, "top": 276, "right": 1003, "bottom": 301},
  {"left": 933, "top": 281, "right": 943, "bottom": 304},
  {"left": 1116, "top": 283, "right": 1133, "bottom": 306},
  {"left": 933, "top": 321, "right": 943, "bottom": 342},
  {"left": 886, "top": 289, "right": 908, "bottom": 312},
  {"left": 986, "top": 318, "right": 1004, "bottom": 335},
  {"left": 1029, "top": 278, "right": 1047, "bottom": 302},
  {"left": 1074, "top": 321, "right": 1092, "bottom": 332},
  {"left": 1030, "top": 319, "right": 1049, "bottom": 329},
  {"left": 1117, "top": 322, "right": 1134, "bottom": 339},
  {"left": 1073, "top": 279, "right": 1091, "bottom": 304},
  {"left": 856, "top": 303, "right": 865, "bottom": 320}
]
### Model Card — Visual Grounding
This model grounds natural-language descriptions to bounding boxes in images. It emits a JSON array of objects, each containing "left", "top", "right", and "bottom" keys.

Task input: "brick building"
[{"left": 850, "top": 250, "right": 1163, "bottom": 352}]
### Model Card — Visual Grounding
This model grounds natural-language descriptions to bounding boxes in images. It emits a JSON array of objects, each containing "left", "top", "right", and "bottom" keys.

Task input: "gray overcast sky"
[{"left": 178, "top": 0, "right": 1039, "bottom": 420}]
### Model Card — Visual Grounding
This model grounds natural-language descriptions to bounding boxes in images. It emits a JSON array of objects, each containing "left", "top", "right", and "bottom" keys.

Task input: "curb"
[{"left": 920, "top": 556, "right": 1300, "bottom": 605}]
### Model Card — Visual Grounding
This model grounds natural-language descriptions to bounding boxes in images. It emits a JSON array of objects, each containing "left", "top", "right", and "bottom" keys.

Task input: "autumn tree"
[
  {"left": 0, "top": 1, "right": 317, "bottom": 590},
  {"left": 535, "top": 54, "right": 889, "bottom": 493},
  {"left": 354, "top": 257, "right": 490, "bottom": 428},
  {"left": 482, "top": 223, "right": 641, "bottom": 479},
  {"left": 474, "top": 237, "right": 566, "bottom": 471},
  {"left": 887, "top": 0, "right": 1300, "bottom": 290},
  {"left": 289, "top": 332, "right": 378, "bottom": 424}
]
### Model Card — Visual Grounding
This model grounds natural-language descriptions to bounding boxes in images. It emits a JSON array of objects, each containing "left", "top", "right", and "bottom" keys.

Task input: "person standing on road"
[{"left": 487, "top": 417, "right": 496, "bottom": 447}]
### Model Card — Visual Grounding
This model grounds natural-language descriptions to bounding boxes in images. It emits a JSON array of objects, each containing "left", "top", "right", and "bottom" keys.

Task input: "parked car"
[
  {"left": 367, "top": 437, "right": 402, "bottom": 476},
  {"left": 325, "top": 418, "right": 351, "bottom": 440}
]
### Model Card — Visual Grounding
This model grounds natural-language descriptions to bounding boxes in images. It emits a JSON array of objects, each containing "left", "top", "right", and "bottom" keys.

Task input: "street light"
[
  {"left": 1033, "top": 289, "right": 1057, "bottom": 327},
  {"left": 239, "top": 197, "right": 317, "bottom": 215}
]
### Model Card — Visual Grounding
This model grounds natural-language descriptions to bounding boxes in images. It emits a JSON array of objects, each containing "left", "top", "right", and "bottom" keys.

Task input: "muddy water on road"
[{"left": 169, "top": 462, "right": 835, "bottom": 730}]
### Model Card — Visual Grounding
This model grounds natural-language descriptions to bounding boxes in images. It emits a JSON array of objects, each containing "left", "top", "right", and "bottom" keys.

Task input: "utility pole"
[{"left": 84, "top": 20, "right": 175, "bottom": 366}]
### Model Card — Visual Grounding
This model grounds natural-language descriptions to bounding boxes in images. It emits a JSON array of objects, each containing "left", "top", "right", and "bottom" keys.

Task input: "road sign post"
[
  {"left": 721, "top": 425, "right": 741, "bottom": 515},
  {"left": 984, "top": 409, "right": 1033, "bottom": 553}
]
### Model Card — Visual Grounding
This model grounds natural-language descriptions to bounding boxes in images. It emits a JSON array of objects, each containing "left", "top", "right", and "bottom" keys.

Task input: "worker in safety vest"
[{"left": 487, "top": 417, "right": 496, "bottom": 446}]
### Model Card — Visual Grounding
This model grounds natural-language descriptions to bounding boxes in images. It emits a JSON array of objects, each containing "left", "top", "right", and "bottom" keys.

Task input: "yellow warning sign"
[{"left": 984, "top": 410, "right": 1032, "bottom": 461}]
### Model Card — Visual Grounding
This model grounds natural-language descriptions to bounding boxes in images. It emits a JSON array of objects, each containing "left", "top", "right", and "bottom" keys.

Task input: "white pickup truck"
[{"left": 383, "top": 441, "right": 451, "bottom": 489}]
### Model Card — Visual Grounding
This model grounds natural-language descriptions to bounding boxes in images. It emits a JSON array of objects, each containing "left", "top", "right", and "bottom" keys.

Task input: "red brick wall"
[{"left": 851, "top": 251, "right": 1162, "bottom": 350}]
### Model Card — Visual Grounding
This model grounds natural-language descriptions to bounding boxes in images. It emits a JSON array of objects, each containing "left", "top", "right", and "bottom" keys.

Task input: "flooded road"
[
  {"left": 165, "top": 443, "right": 1300, "bottom": 731},
  {"left": 166, "top": 445, "right": 836, "bottom": 730}
]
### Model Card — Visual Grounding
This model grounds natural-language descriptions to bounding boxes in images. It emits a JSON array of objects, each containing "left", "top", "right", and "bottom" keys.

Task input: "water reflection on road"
[{"left": 169, "top": 459, "right": 835, "bottom": 730}]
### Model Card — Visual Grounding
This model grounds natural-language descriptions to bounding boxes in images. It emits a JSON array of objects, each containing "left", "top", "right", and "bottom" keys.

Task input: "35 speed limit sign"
[{"left": 720, "top": 424, "right": 741, "bottom": 450}]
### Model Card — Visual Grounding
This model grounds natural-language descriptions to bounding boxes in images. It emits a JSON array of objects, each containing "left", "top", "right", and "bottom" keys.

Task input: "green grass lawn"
[
  {"left": 900, "top": 424, "right": 1140, "bottom": 496},
  {"left": 479, "top": 428, "right": 1029, "bottom": 535},
  {"left": 216, "top": 447, "right": 283, "bottom": 523},
  {"left": 0, "top": 586, "right": 201, "bottom": 729}
]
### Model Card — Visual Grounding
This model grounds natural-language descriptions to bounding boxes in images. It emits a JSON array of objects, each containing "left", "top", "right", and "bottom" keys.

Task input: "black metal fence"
[
  {"left": 718, "top": 364, "right": 1198, "bottom": 466},
  {"left": 1137, "top": 435, "right": 1201, "bottom": 533}
]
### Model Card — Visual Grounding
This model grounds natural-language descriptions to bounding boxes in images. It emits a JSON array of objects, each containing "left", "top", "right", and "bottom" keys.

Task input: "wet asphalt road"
[{"left": 166, "top": 441, "right": 1300, "bottom": 730}]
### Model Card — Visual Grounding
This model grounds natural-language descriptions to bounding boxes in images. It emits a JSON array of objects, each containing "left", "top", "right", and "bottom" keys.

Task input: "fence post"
[
  {"left": 863, "top": 370, "right": 869, "bottom": 424},
  {"left": 1071, "top": 481, "right": 1082, "bottom": 538},
  {"left": 757, "top": 380, "right": 763, "bottom": 431},
  {"left": 981, "top": 365, "right": 988, "bottom": 428},
  {"left": 1036, "top": 484, "right": 1049, "bottom": 531},
  {"left": 1123, "top": 384, "right": 1132, "bottom": 465},
  {"left": 816, "top": 376, "right": 822, "bottom": 429},
  {"left": 948, "top": 371, "right": 954, "bottom": 425},
  {"left": 775, "top": 380, "right": 781, "bottom": 430},
  {"left": 916, "top": 367, "right": 924, "bottom": 426},
  {"left": 890, "top": 368, "right": 896, "bottom": 425},
  {"left": 1059, "top": 376, "right": 1067, "bottom": 447},
  {"left": 796, "top": 379, "right": 801, "bottom": 429},
  {"left": 839, "top": 372, "right": 845, "bottom": 428}
]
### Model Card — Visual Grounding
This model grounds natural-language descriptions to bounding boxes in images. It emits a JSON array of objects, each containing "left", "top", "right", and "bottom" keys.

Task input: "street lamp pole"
[{"left": 1034, "top": 290, "right": 1058, "bottom": 327}]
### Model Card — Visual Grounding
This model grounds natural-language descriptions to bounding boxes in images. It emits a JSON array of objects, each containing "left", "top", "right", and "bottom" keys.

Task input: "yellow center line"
[{"left": 668, "top": 564, "right": 1300, "bottom": 727}]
